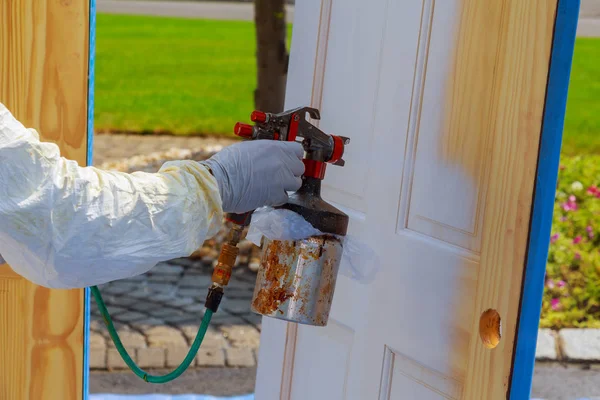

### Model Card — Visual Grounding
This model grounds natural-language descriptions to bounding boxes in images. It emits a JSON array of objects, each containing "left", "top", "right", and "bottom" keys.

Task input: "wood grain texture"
[
  {"left": 0, "top": 1, "right": 89, "bottom": 399},
  {"left": 510, "top": 1, "right": 580, "bottom": 397},
  {"left": 0, "top": 0, "right": 89, "bottom": 161},
  {"left": 443, "top": 0, "right": 557, "bottom": 398}
]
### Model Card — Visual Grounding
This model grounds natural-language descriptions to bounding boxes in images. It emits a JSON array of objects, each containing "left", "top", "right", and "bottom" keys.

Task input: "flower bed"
[{"left": 540, "top": 155, "right": 600, "bottom": 329}]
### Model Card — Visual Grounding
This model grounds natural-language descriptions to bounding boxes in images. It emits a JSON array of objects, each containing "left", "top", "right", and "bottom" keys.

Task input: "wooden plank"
[
  {"left": 0, "top": 1, "right": 90, "bottom": 162},
  {"left": 510, "top": 1, "right": 580, "bottom": 398},
  {"left": 443, "top": 0, "right": 558, "bottom": 398},
  {"left": 0, "top": 0, "right": 90, "bottom": 399}
]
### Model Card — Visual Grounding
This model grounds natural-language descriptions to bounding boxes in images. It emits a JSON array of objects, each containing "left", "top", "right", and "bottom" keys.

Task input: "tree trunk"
[{"left": 254, "top": 0, "right": 289, "bottom": 113}]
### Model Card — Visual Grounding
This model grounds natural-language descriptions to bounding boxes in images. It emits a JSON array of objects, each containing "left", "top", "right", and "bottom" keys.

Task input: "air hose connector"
[
  {"left": 206, "top": 222, "right": 245, "bottom": 312},
  {"left": 211, "top": 243, "right": 239, "bottom": 286},
  {"left": 205, "top": 285, "right": 224, "bottom": 313}
]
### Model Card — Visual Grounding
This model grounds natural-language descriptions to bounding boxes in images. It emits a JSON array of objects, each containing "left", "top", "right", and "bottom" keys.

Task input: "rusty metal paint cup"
[{"left": 251, "top": 236, "right": 343, "bottom": 326}]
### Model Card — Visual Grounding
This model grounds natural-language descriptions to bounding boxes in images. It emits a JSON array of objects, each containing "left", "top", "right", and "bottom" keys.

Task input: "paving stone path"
[
  {"left": 90, "top": 256, "right": 262, "bottom": 370},
  {"left": 537, "top": 329, "right": 600, "bottom": 363}
]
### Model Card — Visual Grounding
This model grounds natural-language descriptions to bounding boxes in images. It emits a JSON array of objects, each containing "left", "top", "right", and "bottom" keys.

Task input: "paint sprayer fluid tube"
[{"left": 91, "top": 286, "right": 212, "bottom": 383}]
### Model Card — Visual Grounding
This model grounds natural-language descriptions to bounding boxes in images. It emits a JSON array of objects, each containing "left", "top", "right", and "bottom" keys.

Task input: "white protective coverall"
[
  {"left": 0, "top": 103, "right": 224, "bottom": 288},
  {"left": 0, "top": 102, "right": 303, "bottom": 289}
]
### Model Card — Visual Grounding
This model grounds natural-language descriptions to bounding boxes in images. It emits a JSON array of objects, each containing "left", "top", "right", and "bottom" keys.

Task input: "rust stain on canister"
[
  {"left": 252, "top": 236, "right": 343, "bottom": 326},
  {"left": 252, "top": 241, "right": 295, "bottom": 315}
]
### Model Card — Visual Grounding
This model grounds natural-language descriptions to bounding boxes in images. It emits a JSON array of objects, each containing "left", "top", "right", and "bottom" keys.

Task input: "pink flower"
[
  {"left": 551, "top": 233, "right": 560, "bottom": 243},
  {"left": 557, "top": 280, "right": 566, "bottom": 288},
  {"left": 547, "top": 279, "right": 555, "bottom": 289},
  {"left": 588, "top": 186, "right": 600, "bottom": 198},
  {"left": 561, "top": 216, "right": 568, "bottom": 222},
  {"left": 588, "top": 226, "right": 594, "bottom": 239},
  {"left": 573, "top": 236, "right": 583, "bottom": 244},
  {"left": 562, "top": 196, "right": 578, "bottom": 211},
  {"left": 551, "top": 298, "right": 561, "bottom": 310},
  {"left": 574, "top": 252, "right": 581, "bottom": 260}
]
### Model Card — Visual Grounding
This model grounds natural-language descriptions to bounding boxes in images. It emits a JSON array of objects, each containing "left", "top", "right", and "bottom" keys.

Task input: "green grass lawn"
[
  {"left": 95, "top": 14, "right": 292, "bottom": 136},
  {"left": 562, "top": 38, "right": 600, "bottom": 155},
  {"left": 96, "top": 13, "right": 599, "bottom": 153}
]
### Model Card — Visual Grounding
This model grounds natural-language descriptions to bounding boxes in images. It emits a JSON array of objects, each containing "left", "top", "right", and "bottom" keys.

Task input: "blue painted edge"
[
  {"left": 84, "top": 0, "right": 96, "bottom": 399},
  {"left": 87, "top": 0, "right": 96, "bottom": 167},
  {"left": 83, "top": 287, "right": 91, "bottom": 400},
  {"left": 509, "top": 0, "right": 580, "bottom": 399}
]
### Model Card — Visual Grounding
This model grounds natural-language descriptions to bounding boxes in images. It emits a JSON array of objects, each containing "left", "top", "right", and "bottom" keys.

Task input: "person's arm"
[
  {"left": 0, "top": 103, "right": 224, "bottom": 288},
  {"left": 0, "top": 102, "right": 304, "bottom": 289}
]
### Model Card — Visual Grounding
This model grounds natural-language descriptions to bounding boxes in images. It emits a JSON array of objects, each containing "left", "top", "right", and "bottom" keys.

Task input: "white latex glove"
[{"left": 200, "top": 140, "right": 305, "bottom": 214}]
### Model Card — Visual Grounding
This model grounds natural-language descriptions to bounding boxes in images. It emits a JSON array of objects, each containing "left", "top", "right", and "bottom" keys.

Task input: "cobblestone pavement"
[
  {"left": 91, "top": 133, "right": 261, "bottom": 371},
  {"left": 90, "top": 254, "right": 263, "bottom": 370}
]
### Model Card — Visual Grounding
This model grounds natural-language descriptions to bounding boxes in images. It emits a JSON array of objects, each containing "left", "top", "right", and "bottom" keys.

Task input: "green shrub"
[{"left": 540, "top": 155, "right": 600, "bottom": 329}]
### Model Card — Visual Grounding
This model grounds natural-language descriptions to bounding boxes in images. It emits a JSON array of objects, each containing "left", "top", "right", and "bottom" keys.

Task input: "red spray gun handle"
[{"left": 226, "top": 107, "right": 350, "bottom": 226}]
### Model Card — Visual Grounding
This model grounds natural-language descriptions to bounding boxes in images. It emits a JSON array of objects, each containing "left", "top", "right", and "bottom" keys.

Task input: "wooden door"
[
  {"left": 255, "top": 0, "right": 578, "bottom": 399},
  {"left": 0, "top": 1, "right": 92, "bottom": 399}
]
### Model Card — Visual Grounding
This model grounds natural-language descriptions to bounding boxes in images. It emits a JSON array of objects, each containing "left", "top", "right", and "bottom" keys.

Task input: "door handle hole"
[{"left": 479, "top": 309, "right": 502, "bottom": 349}]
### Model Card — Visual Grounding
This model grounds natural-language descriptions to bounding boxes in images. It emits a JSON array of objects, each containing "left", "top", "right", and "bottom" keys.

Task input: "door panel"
[
  {"left": 0, "top": 1, "right": 90, "bottom": 399},
  {"left": 316, "top": 0, "right": 388, "bottom": 212},
  {"left": 290, "top": 321, "right": 354, "bottom": 400},
  {"left": 407, "top": 0, "right": 488, "bottom": 252},
  {"left": 380, "top": 347, "right": 464, "bottom": 400},
  {"left": 256, "top": 0, "right": 558, "bottom": 399}
]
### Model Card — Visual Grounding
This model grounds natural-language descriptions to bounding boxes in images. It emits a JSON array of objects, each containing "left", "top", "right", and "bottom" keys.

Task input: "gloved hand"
[{"left": 201, "top": 140, "right": 305, "bottom": 214}]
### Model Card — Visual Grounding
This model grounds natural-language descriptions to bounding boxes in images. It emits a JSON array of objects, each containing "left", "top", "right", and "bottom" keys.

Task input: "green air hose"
[{"left": 91, "top": 285, "right": 213, "bottom": 384}]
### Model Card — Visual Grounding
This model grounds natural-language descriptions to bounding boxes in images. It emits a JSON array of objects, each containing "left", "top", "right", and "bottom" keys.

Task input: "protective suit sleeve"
[{"left": 0, "top": 103, "right": 223, "bottom": 289}]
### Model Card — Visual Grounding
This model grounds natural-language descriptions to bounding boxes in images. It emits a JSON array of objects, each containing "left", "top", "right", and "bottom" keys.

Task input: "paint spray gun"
[
  {"left": 205, "top": 106, "right": 350, "bottom": 327},
  {"left": 92, "top": 107, "right": 352, "bottom": 384}
]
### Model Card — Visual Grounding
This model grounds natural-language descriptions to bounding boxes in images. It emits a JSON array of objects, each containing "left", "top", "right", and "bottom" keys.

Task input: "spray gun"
[
  {"left": 92, "top": 107, "right": 350, "bottom": 385},
  {"left": 207, "top": 106, "right": 350, "bottom": 326}
]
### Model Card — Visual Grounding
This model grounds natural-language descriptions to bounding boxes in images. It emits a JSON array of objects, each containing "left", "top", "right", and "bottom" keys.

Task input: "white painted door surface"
[{"left": 255, "top": 1, "right": 558, "bottom": 399}]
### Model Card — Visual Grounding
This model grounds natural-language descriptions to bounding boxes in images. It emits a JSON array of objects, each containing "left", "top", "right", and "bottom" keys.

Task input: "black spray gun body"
[{"left": 207, "top": 107, "right": 350, "bottom": 327}]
